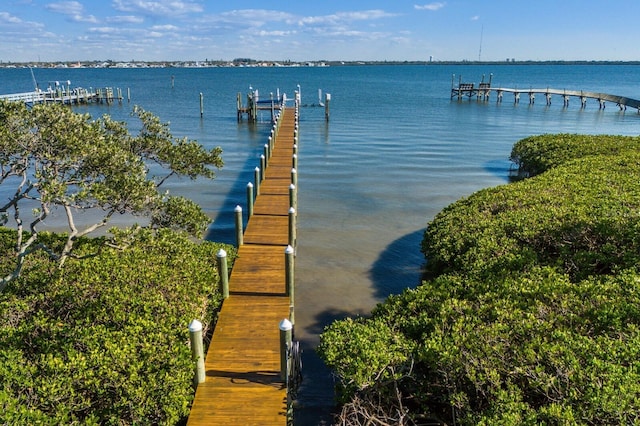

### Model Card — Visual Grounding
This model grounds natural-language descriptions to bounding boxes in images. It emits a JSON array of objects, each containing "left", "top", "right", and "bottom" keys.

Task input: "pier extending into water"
[
  {"left": 0, "top": 84, "right": 129, "bottom": 107},
  {"left": 451, "top": 74, "right": 640, "bottom": 112},
  {"left": 238, "top": 87, "right": 332, "bottom": 122},
  {"left": 187, "top": 102, "right": 300, "bottom": 425},
  {"left": 237, "top": 89, "right": 285, "bottom": 122}
]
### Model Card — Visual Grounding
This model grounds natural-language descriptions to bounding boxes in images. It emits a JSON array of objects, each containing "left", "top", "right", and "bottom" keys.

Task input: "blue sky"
[{"left": 2, "top": 0, "right": 639, "bottom": 62}]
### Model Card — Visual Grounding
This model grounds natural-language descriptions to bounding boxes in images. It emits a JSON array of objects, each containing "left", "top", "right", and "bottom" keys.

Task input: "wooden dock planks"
[{"left": 187, "top": 107, "right": 297, "bottom": 426}]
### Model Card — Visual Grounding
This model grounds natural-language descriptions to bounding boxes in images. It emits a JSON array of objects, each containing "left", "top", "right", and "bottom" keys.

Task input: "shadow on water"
[
  {"left": 368, "top": 229, "right": 427, "bottom": 300},
  {"left": 294, "top": 230, "right": 427, "bottom": 425},
  {"left": 294, "top": 308, "right": 363, "bottom": 426},
  {"left": 204, "top": 120, "right": 268, "bottom": 244},
  {"left": 484, "top": 159, "right": 514, "bottom": 183}
]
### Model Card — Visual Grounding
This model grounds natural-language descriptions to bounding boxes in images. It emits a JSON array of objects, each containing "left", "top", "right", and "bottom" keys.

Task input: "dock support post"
[
  {"left": 288, "top": 207, "right": 297, "bottom": 248},
  {"left": 289, "top": 184, "right": 297, "bottom": 214},
  {"left": 325, "top": 93, "right": 331, "bottom": 121},
  {"left": 291, "top": 168, "right": 297, "bottom": 188},
  {"left": 292, "top": 153, "right": 298, "bottom": 170},
  {"left": 254, "top": 167, "right": 261, "bottom": 196},
  {"left": 200, "top": 92, "right": 204, "bottom": 117},
  {"left": 279, "top": 319, "right": 293, "bottom": 381},
  {"left": 247, "top": 182, "right": 254, "bottom": 217},
  {"left": 285, "top": 245, "right": 295, "bottom": 322},
  {"left": 270, "top": 92, "right": 275, "bottom": 124},
  {"left": 252, "top": 96, "right": 257, "bottom": 122},
  {"left": 260, "top": 155, "right": 266, "bottom": 181},
  {"left": 234, "top": 205, "right": 243, "bottom": 247},
  {"left": 217, "top": 249, "right": 229, "bottom": 299},
  {"left": 189, "top": 320, "right": 206, "bottom": 388}
]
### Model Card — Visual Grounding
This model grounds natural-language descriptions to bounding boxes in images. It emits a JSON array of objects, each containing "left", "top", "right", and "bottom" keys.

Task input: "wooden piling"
[
  {"left": 247, "top": 182, "right": 254, "bottom": 217},
  {"left": 234, "top": 205, "right": 243, "bottom": 247},
  {"left": 188, "top": 320, "right": 206, "bottom": 388},
  {"left": 217, "top": 249, "right": 229, "bottom": 299},
  {"left": 325, "top": 93, "right": 331, "bottom": 121},
  {"left": 279, "top": 319, "right": 293, "bottom": 381}
]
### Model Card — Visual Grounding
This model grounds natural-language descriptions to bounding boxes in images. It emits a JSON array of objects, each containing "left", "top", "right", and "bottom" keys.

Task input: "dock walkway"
[
  {"left": 450, "top": 74, "right": 640, "bottom": 111},
  {"left": 187, "top": 106, "right": 298, "bottom": 425},
  {"left": 0, "top": 87, "right": 125, "bottom": 106}
]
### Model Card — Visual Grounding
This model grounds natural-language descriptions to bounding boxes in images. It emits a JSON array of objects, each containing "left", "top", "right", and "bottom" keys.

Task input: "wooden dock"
[
  {"left": 0, "top": 86, "right": 127, "bottom": 106},
  {"left": 237, "top": 89, "right": 287, "bottom": 122},
  {"left": 187, "top": 104, "right": 299, "bottom": 425},
  {"left": 451, "top": 74, "right": 640, "bottom": 112}
]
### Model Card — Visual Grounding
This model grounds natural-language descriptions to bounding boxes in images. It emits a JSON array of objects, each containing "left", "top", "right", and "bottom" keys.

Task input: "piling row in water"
[
  {"left": 0, "top": 86, "right": 130, "bottom": 106},
  {"left": 451, "top": 73, "right": 640, "bottom": 113}
]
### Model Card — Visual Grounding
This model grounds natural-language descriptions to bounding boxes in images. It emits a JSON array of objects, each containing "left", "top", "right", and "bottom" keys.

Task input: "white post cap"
[
  {"left": 189, "top": 319, "right": 203, "bottom": 332},
  {"left": 279, "top": 318, "right": 293, "bottom": 331}
]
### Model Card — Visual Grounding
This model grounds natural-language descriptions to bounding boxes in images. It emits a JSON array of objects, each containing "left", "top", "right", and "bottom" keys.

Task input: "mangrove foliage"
[{"left": 319, "top": 133, "right": 640, "bottom": 425}]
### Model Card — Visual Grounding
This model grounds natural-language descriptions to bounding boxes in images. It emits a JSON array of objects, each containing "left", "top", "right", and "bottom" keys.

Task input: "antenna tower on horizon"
[{"left": 478, "top": 24, "right": 484, "bottom": 61}]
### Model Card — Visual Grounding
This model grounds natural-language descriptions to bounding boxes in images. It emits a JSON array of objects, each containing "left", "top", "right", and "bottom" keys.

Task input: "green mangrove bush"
[
  {"left": 319, "top": 134, "right": 640, "bottom": 425},
  {"left": 510, "top": 133, "right": 640, "bottom": 177},
  {"left": 0, "top": 228, "right": 234, "bottom": 425}
]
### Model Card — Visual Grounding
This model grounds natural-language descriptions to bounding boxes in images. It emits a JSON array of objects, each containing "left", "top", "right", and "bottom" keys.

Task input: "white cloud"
[
  {"left": 106, "top": 15, "right": 145, "bottom": 24},
  {"left": 299, "top": 10, "right": 397, "bottom": 26},
  {"left": 46, "top": 1, "right": 84, "bottom": 15},
  {"left": 211, "top": 9, "right": 294, "bottom": 26},
  {"left": 112, "top": 0, "right": 203, "bottom": 17},
  {"left": 45, "top": 1, "right": 98, "bottom": 23},
  {"left": 258, "top": 30, "right": 294, "bottom": 37},
  {"left": 414, "top": 2, "right": 446, "bottom": 11},
  {"left": 470, "top": 15, "right": 480, "bottom": 21},
  {"left": 0, "top": 12, "right": 24, "bottom": 24},
  {"left": 150, "top": 24, "right": 179, "bottom": 31}
]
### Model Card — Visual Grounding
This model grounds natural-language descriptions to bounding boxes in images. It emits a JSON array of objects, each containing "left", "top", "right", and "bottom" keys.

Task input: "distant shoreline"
[{"left": 1, "top": 59, "right": 639, "bottom": 69}]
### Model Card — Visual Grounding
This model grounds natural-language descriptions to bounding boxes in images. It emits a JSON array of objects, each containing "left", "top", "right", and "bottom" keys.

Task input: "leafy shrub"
[
  {"left": 321, "top": 267, "right": 640, "bottom": 425},
  {"left": 320, "top": 135, "right": 640, "bottom": 425},
  {"left": 509, "top": 133, "right": 640, "bottom": 177},
  {"left": 423, "top": 151, "right": 640, "bottom": 282},
  {"left": 0, "top": 228, "right": 234, "bottom": 425},
  {"left": 370, "top": 268, "right": 640, "bottom": 424},
  {"left": 317, "top": 317, "right": 415, "bottom": 400}
]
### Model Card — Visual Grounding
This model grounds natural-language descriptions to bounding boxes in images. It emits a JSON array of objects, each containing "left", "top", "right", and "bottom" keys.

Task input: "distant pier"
[
  {"left": 0, "top": 83, "right": 129, "bottom": 107},
  {"left": 451, "top": 74, "right": 640, "bottom": 112},
  {"left": 237, "top": 89, "right": 285, "bottom": 122},
  {"left": 238, "top": 86, "right": 331, "bottom": 122}
]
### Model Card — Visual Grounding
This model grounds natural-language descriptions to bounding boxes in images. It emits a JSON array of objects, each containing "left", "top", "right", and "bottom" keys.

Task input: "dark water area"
[{"left": 3, "top": 64, "right": 640, "bottom": 424}]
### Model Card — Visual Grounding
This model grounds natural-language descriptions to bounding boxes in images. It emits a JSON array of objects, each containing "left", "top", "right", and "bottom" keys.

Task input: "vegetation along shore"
[{"left": 319, "top": 133, "right": 640, "bottom": 425}]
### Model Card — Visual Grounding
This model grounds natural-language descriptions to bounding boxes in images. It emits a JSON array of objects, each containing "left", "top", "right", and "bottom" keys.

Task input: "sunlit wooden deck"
[{"left": 187, "top": 106, "right": 297, "bottom": 425}]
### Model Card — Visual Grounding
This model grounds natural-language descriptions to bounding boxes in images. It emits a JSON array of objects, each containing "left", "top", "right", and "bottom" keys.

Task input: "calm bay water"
[{"left": 3, "top": 64, "right": 640, "bottom": 423}]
